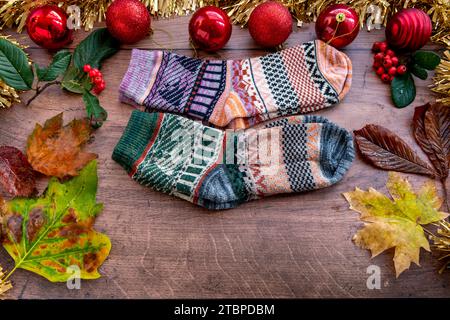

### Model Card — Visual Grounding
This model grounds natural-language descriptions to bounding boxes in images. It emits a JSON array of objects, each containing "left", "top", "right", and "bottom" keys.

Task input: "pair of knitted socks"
[{"left": 113, "top": 40, "right": 355, "bottom": 209}]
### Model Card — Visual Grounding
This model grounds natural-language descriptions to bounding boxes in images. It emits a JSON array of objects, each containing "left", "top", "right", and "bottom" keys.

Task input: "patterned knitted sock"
[
  {"left": 119, "top": 40, "right": 352, "bottom": 129},
  {"left": 112, "top": 110, "right": 355, "bottom": 210}
]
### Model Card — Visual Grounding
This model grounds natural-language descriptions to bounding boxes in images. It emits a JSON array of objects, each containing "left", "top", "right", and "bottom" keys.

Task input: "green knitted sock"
[{"left": 112, "top": 110, "right": 354, "bottom": 210}]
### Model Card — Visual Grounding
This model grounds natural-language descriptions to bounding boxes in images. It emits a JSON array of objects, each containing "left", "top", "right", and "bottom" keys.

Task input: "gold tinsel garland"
[
  {"left": 0, "top": 0, "right": 447, "bottom": 36},
  {"left": 0, "top": 0, "right": 448, "bottom": 104},
  {"left": 0, "top": 266, "right": 12, "bottom": 296},
  {"left": 430, "top": 220, "right": 450, "bottom": 273},
  {"left": 432, "top": 49, "right": 450, "bottom": 104}
]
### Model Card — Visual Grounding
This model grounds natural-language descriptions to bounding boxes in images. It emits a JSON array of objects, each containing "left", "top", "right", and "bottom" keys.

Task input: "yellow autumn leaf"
[{"left": 343, "top": 172, "right": 449, "bottom": 277}]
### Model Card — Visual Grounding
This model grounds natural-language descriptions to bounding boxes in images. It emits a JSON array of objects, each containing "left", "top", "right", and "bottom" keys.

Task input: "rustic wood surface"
[{"left": 1, "top": 16, "right": 449, "bottom": 299}]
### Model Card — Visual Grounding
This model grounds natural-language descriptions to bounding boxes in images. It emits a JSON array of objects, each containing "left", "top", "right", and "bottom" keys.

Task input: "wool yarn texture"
[
  {"left": 119, "top": 40, "right": 352, "bottom": 129},
  {"left": 112, "top": 111, "right": 354, "bottom": 210}
]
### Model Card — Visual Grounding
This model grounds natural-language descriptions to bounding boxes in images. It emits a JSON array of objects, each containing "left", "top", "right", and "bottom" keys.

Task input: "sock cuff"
[
  {"left": 112, "top": 110, "right": 162, "bottom": 174},
  {"left": 119, "top": 49, "right": 162, "bottom": 106}
]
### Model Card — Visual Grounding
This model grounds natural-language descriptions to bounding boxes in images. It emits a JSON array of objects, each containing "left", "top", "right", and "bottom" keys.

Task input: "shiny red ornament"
[
  {"left": 189, "top": 6, "right": 232, "bottom": 52},
  {"left": 26, "top": 5, "right": 73, "bottom": 50},
  {"left": 386, "top": 8, "right": 431, "bottom": 52},
  {"left": 315, "top": 4, "right": 359, "bottom": 49},
  {"left": 106, "top": 0, "right": 151, "bottom": 44},
  {"left": 248, "top": 1, "right": 292, "bottom": 48}
]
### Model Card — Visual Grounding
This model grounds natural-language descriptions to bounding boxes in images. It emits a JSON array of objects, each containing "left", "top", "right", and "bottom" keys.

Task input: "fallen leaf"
[
  {"left": 0, "top": 160, "right": 110, "bottom": 282},
  {"left": 413, "top": 104, "right": 442, "bottom": 176},
  {"left": 423, "top": 103, "right": 450, "bottom": 179},
  {"left": 354, "top": 124, "right": 436, "bottom": 177},
  {"left": 0, "top": 146, "right": 36, "bottom": 197},
  {"left": 413, "top": 103, "right": 450, "bottom": 211},
  {"left": 343, "top": 172, "right": 448, "bottom": 277},
  {"left": 26, "top": 113, "right": 97, "bottom": 178}
]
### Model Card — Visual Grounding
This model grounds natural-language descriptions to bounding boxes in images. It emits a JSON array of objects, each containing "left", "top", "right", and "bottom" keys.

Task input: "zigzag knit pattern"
[
  {"left": 112, "top": 111, "right": 355, "bottom": 210},
  {"left": 119, "top": 40, "right": 352, "bottom": 129}
]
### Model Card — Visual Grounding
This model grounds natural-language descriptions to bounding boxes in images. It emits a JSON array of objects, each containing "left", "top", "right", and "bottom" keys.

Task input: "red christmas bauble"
[
  {"left": 106, "top": 0, "right": 151, "bottom": 44},
  {"left": 26, "top": 5, "right": 73, "bottom": 50},
  {"left": 189, "top": 6, "right": 232, "bottom": 52},
  {"left": 315, "top": 4, "right": 359, "bottom": 49},
  {"left": 386, "top": 8, "right": 431, "bottom": 52},
  {"left": 248, "top": 1, "right": 292, "bottom": 48}
]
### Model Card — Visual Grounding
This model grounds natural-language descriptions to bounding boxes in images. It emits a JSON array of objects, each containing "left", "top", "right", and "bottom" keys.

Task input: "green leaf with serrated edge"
[
  {"left": 0, "top": 38, "right": 33, "bottom": 90},
  {"left": 411, "top": 64, "right": 428, "bottom": 80},
  {"left": 73, "top": 28, "right": 119, "bottom": 70},
  {"left": 0, "top": 160, "right": 110, "bottom": 282},
  {"left": 82, "top": 90, "right": 107, "bottom": 128},
  {"left": 391, "top": 72, "right": 416, "bottom": 108},
  {"left": 35, "top": 50, "right": 72, "bottom": 82},
  {"left": 61, "top": 65, "right": 92, "bottom": 94},
  {"left": 413, "top": 51, "right": 441, "bottom": 70}
]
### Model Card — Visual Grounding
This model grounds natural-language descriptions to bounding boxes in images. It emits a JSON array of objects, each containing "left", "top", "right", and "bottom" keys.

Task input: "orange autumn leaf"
[{"left": 26, "top": 113, "right": 97, "bottom": 178}]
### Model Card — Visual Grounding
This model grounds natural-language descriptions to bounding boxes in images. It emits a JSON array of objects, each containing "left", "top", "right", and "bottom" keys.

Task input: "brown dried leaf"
[
  {"left": 424, "top": 103, "right": 450, "bottom": 179},
  {"left": 0, "top": 146, "right": 36, "bottom": 197},
  {"left": 413, "top": 103, "right": 442, "bottom": 175},
  {"left": 26, "top": 113, "right": 97, "bottom": 179},
  {"left": 354, "top": 124, "right": 436, "bottom": 177}
]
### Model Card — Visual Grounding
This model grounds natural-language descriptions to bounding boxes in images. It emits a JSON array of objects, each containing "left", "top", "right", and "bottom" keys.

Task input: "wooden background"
[{"left": 1, "top": 16, "right": 449, "bottom": 298}]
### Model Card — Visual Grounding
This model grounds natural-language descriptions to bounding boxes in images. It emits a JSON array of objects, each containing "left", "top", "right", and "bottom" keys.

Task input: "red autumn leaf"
[
  {"left": 0, "top": 146, "right": 36, "bottom": 197},
  {"left": 26, "top": 113, "right": 97, "bottom": 179}
]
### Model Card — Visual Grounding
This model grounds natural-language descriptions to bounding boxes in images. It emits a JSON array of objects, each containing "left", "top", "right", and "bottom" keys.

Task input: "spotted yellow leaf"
[
  {"left": 0, "top": 160, "right": 110, "bottom": 282},
  {"left": 343, "top": 172, "right": 448, "bottom": 277}
]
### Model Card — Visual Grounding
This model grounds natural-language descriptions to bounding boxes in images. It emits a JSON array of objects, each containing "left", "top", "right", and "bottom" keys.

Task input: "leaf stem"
[
  {"left": 26, "top": 81, "right": 61, "bottom": 106},
  {"left": 3, "top": 265, "right": 17, "bottom": 281}
]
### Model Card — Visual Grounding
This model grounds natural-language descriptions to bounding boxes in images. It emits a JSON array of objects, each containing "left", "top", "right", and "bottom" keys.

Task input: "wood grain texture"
[{"left": 0, "top": 18, "right": 449, "bottom": 299}]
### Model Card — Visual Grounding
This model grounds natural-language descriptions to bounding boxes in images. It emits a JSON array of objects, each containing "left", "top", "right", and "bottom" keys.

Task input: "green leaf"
[
  {"left": 413, "top": 51, "right": 441, "bottom": 70},
  {"left": 411, "top": 64, "right": 428, "bottom": 80},
  {"left": 35, "top": 50, "right": 72, "bottom": 82},
  {"left": 0, "top": 38, "right": 33, "bottom": 90},
  {"left": 82, "top": 90, "right": 108, "bottom": 128},
  {"left": 1, "top": 160, "right": 111, "bottom": 282},
  {"left": 391, "top": 72, "right": 416, "bottom": 108},
  {"left": 73, "top": 28, "right": 119, "bottom": 70},
  {"left": 61, "top": 65, "right": 92, "bottom": 94}
]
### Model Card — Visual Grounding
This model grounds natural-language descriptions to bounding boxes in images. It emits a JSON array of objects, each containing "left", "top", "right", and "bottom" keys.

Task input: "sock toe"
[
  {"left": 319, "top": 122, "right": 355, "bottom": 186},
  {"left": 315, "top": 40, "right": 353, "bottom": 102}
]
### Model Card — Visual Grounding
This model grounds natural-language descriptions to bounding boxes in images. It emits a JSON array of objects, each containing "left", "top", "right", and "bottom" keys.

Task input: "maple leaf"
[
  {"left": 343, "top": 172, "right": 448, "bottom": 277},
  {"left": 26, "top": 113, "right": 97, "bottom": 179},
  {"left": 0, "top": 160, "right": 110, "bottom": 282}
]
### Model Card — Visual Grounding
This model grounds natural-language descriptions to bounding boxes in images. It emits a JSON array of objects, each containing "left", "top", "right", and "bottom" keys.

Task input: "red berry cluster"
[
  {"left": 83, "top": 64, "right": 106, "bottom": 95},
  {"left": 372, "top": 41, "right": 407, "bottom": 83}
]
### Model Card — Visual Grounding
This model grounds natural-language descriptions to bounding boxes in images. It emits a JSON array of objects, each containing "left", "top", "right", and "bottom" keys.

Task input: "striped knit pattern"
[
  {"left": 112, "top": 111, "right": 355, "bottom": 210},
  {"left": 119, "top": 40, "right": 353, "bottom": 130}
]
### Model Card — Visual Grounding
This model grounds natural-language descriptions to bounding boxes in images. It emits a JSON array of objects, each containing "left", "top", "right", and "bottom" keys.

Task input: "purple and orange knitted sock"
[
  {"left": 119, "top": 40, "right": 352, "bottom": 129},
  {"left": 112, "top": 110, "right": 355, "bottom": 210}
]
